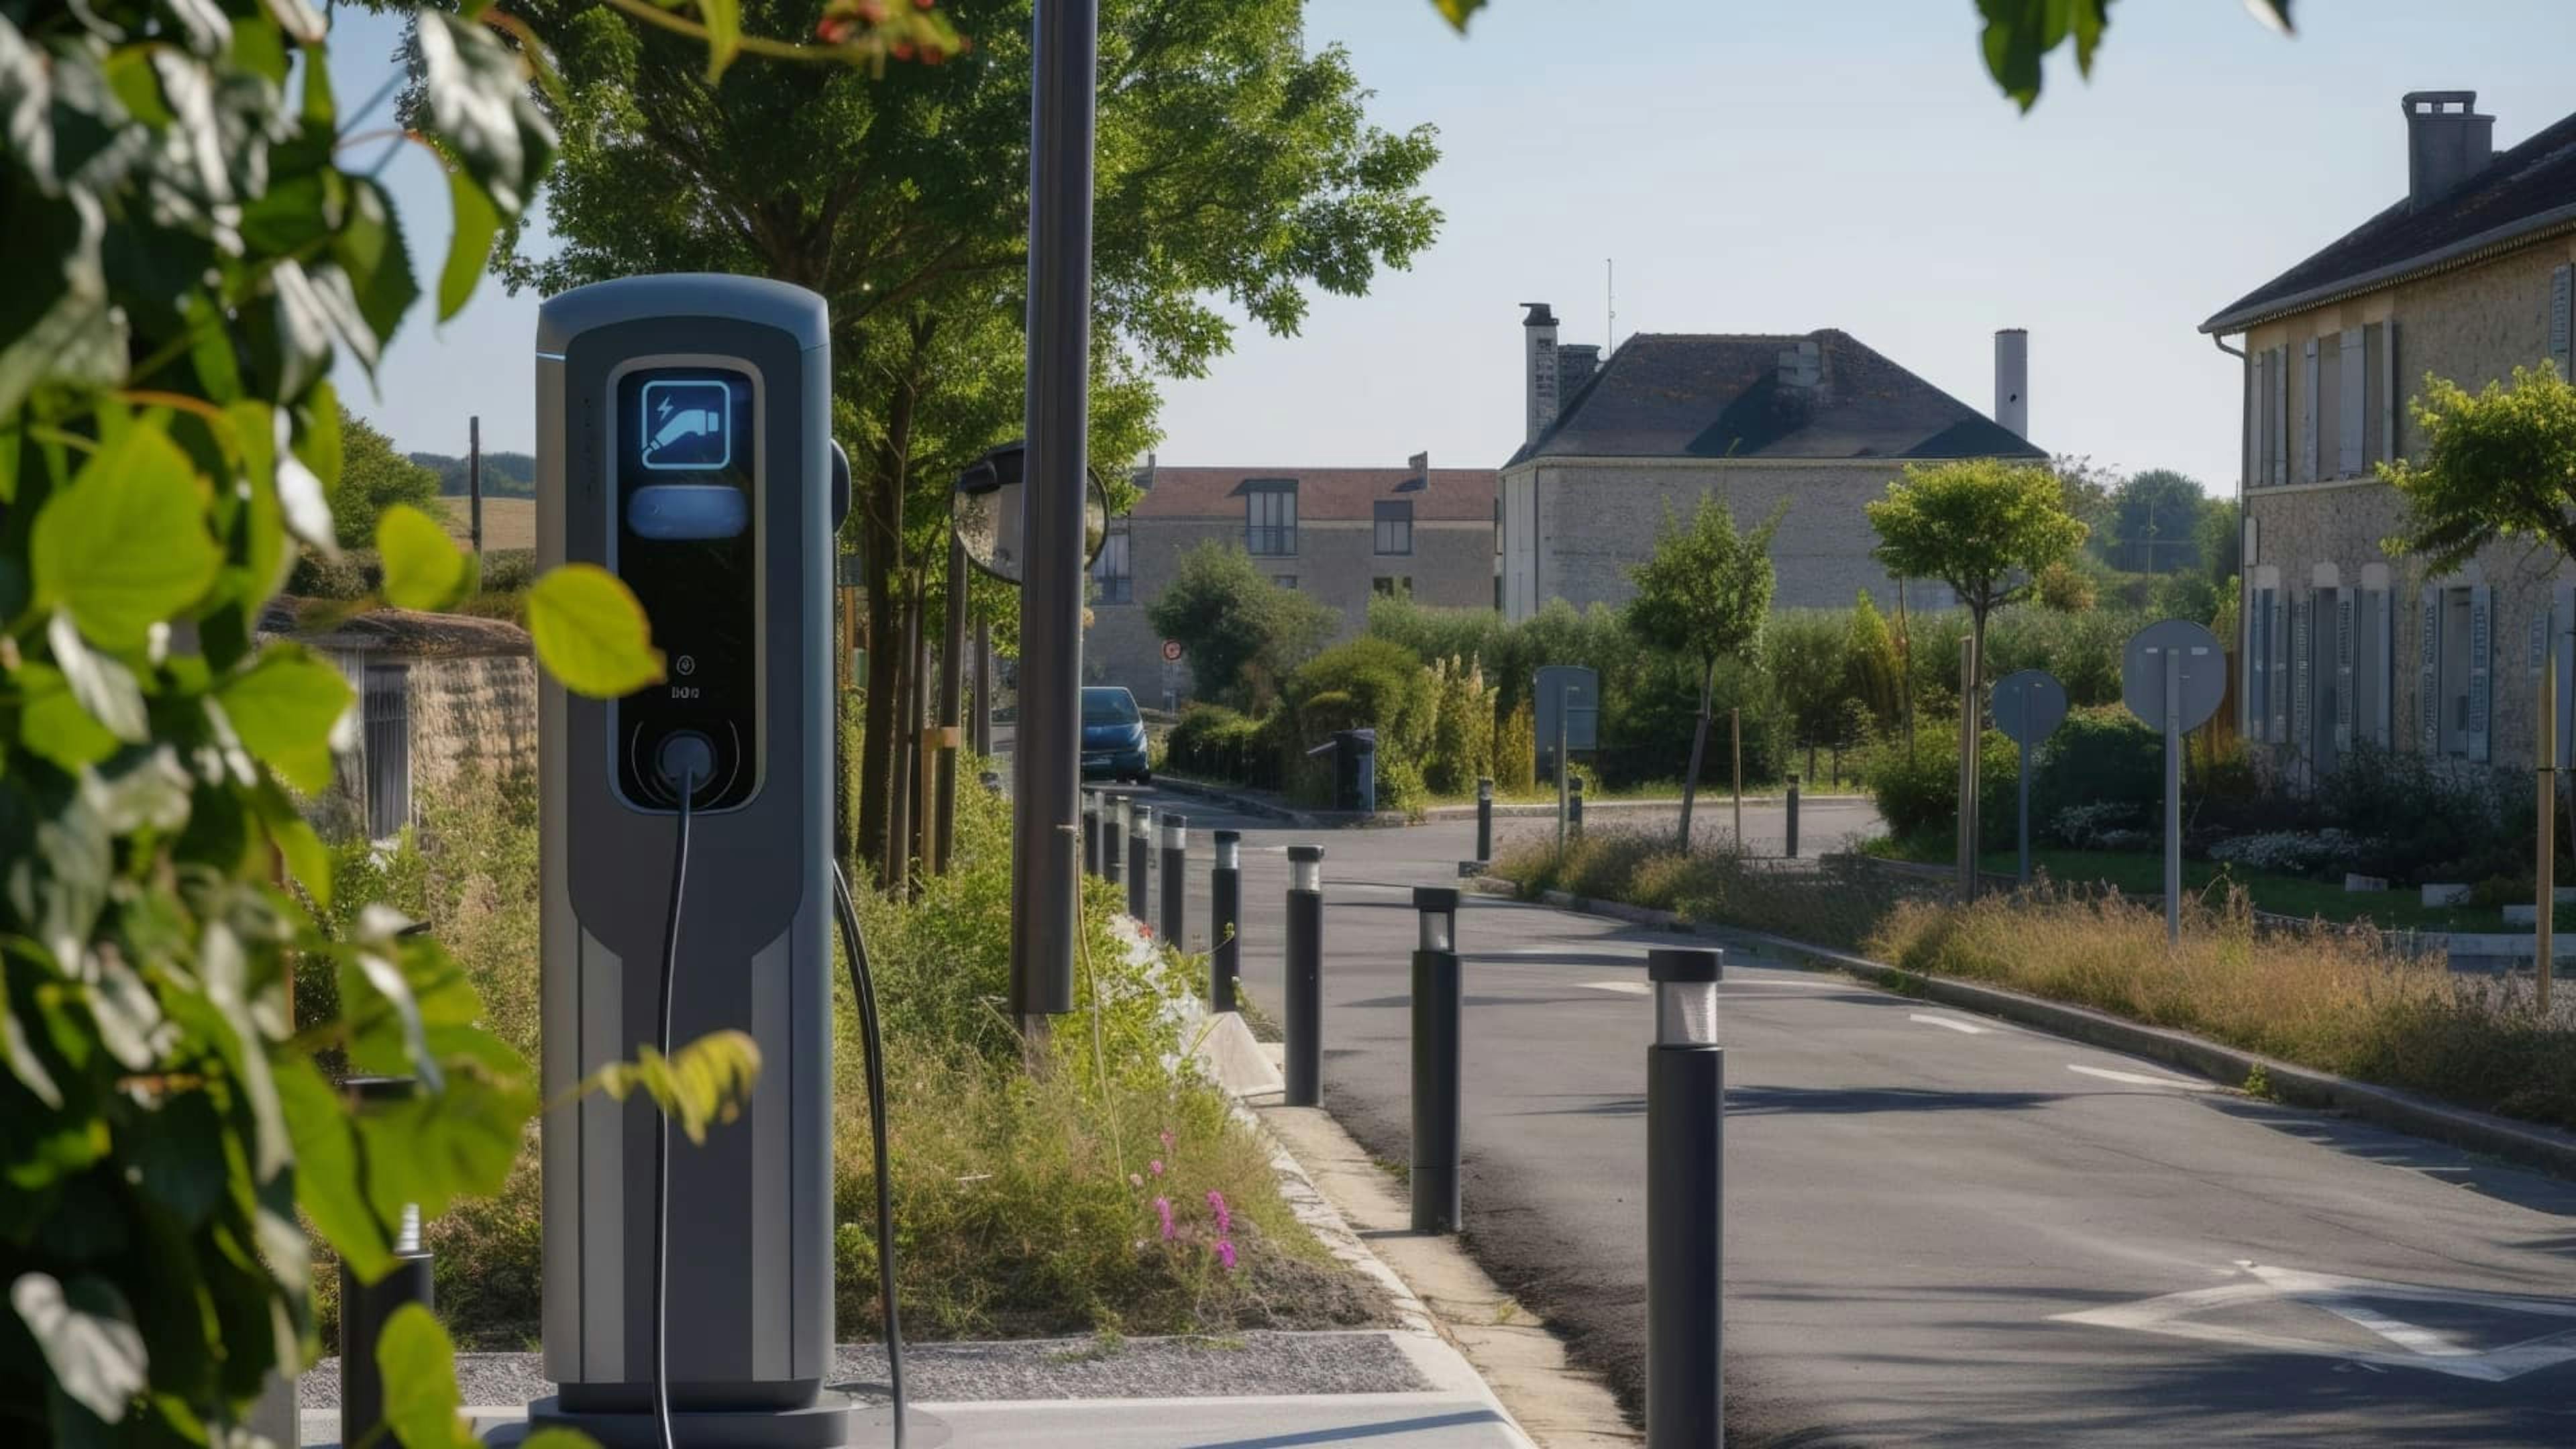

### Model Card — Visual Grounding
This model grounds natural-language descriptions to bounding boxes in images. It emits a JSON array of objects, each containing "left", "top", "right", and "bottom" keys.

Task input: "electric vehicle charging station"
[{"left": 530, "top": 274, "right": 856, "bottom": 1447}]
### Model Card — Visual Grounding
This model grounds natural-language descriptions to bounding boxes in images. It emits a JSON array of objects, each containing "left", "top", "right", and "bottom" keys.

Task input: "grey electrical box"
[{"left": 531, "top": 274, "right": 845, "bottom": 1446}]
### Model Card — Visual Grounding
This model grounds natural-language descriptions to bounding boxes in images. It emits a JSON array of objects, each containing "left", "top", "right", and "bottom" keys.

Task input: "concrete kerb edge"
[
  {"left": 1500, "top": 885, "right": 2576, "bottom": 1184},
  {"left": 1189, "top": 1011, "right": 1611, "bottom": 1447}
]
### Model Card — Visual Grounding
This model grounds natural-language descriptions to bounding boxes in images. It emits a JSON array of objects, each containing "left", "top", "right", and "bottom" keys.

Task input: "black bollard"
[
  {"left": 1081, "top": 788, "right": 1100, "bottom": 876},
  {"left": 1645, "top": 947, "right": 1723, "bottom": 1448},
  {"left": 1128, "top": 803, "right": 1152, "bottom": 920},
  {"left": 1411, "top": 888, "right": 1463, "bottom": 1233},
  {"left": 1474, "top": 776, "right": 1493, "bottom": 865},
  {"left": 1284, "top": 844, "right": 1324, "bottom": 1107},
  {"left": 1785, "top": 773, "right": 1801, "bottom": 859},
  {"left": 1159, "top": 812, "right": 1187, "bottom": 947},
  {"left": 1210, "top": 830, "right": 1242, "bottom": 1012},
  {"left": 339, "top": 1076, "right": 434, "bottom": 1449},
  {"left": 1102, "top": 794, "right": 1125, "bottom": 889},
  {"left": 1569, "top": 774, "right": 1586, "bottom": 839}
]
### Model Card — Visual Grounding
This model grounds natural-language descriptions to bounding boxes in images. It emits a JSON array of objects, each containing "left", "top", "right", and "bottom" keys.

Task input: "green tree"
[
  {"left": 2100, "top": 468, "right": 2208, "bottom": 573},
  {"left": 1148, "top": 543, "right": 1336, "bottom": 710},
  {"left": 333, "top": 411, "right": 446, "bottom": 549},
  {"left": 505, "top": 0, "right": 1440, "bottom": 884},
  {"left": 1867, "top": 460, "right": 2087, "bottom": 877},
  {"left": 1625, "top": 494, "right": 1782, "bottom": 850},
  {"left": 2381, "top": 363, "right": 2576, "bottom": 569},
  {"left": 1843, "top": 590, "right": 1902, "bottom": 730}
]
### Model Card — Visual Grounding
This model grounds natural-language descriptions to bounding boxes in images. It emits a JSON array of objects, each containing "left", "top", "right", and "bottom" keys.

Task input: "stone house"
[
  {"left": 261, "top": 602, "right": 539, "bottom": 841},
  {"left": 1085, "top": 460, "right": 1498, "bottom": 705},
  {"left": 2200, "top": 91, "right": 2576, "bottom": 785},
  {"left": 1497, "top": 304, "right": 2046, "bottom": 621}
]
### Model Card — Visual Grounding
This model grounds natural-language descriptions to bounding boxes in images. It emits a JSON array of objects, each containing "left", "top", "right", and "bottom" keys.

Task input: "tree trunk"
[
  {"left": 852, "top": 331, "right": 928, "bottom": 888},
  {"left": 1964, "top": 609, "right": 1988, "bottom": 887},
  {"left": 1677, "top": 660, "right": 1714, "bottom": 854}
]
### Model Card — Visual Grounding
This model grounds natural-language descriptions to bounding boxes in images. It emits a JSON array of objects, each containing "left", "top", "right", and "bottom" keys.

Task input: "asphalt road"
[{"left": 1113, "top": 785, "right": 2576, "bottom": 1447}]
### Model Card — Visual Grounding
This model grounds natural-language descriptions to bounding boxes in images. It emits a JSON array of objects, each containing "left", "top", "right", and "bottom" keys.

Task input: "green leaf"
[
  {"left": 1430, "top": 0, "right": 1486, "bottom": 30},
  {"left": 378, "top": 503, "right": 472, "bottom": 610},
  {"left": 372, "top": 1303, "right": 472, "bottom": 1449},
  {"left": 566, "top": 1030, "right": 762, "bottom": 1145},
  {"left": 335, "top": 176, "right": 421, "bottom": 354},
  {"left": 18, "top": 663, "right": 123, "bottom": 771},
  {"left": 214, "top": 645, "right": 354, "bottom": 794},
  {"left": 701, "top": 0, "right": 743, "bottom": 81},
  {"left": 438, "top": 165, "right": 500, "bottom": 323},
  {"left": 10, "top": 1273, "right": 146, "bottom": 1426},
  {"left": 417, "top": 10, "right": 558, "bottom": 219},
  {"left": 78, "top": 746, "right": 193, "bottom": 838},
  {"left": 45, "top": 612, "right": 148, "bottom": 745},
  {"left": 274, "top": 1055, "right": 394, "bottom": 1281},
  {"left": 526, "top": 564, "right": 665, "bottom": 697},
  {"left": 30, "top": 425, "right": 221, "bottom": 651},
  {"left": 254, "top": 782, "right": 331, "bottom": 908}
]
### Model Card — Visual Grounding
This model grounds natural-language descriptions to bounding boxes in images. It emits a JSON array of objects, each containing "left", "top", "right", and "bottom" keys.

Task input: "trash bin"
[{"left": 1303, "top": 729, "right": 1379, "bottom": 812}]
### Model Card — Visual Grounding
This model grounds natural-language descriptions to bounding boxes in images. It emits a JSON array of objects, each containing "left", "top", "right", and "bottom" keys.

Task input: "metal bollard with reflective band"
[
  {"left": 1210, "top": 830, "right": 1242, "bottom": 1012},
  {"left": 1159, "top": 812, "right": 1187, "bottom": 947},
  {"left": 1645, "top": 947, "right": 1723, "bottom": 1448},
  {"left": 1284, "top": 845, "right": 1324, "bottom": 1107},
  {"left": 1411, "top": 888, "right": 1463, "bottom": 1233}
]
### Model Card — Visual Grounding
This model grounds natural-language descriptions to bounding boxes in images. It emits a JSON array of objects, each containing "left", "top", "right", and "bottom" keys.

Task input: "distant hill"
[{"left": 411, "top": 450, "right": 537, "bottom": 498}]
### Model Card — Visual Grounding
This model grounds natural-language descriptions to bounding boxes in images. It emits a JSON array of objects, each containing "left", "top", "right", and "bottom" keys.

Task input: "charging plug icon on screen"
[{"left": 640, "top": 379, "right": 732, "bottom": 471}]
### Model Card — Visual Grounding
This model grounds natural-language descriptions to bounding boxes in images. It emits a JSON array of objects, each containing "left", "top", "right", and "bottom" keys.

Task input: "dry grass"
[
  {"left": 1495, "top": 825, "right": 1927, "bottom": 951},
  {"left": 1870, "top": 890, "right": 2576, "bottom": 1131},
  {"left": 441, "top": 495, "right": 535, "bottom": 550}
]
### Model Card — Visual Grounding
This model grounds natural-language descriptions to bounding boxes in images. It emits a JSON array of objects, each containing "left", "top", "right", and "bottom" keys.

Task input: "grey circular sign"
[
  {"left": 1992, "top": 669, "right": 2068, "bottom": 745},
  {"left": 2122, "top": 619, "right": 2227, "bottom": 732}
]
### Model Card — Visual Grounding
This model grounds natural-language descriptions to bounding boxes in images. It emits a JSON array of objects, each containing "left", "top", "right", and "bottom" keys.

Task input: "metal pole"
[
  {"left": 1784, "top": 773, "right": 1800, "bottom": 859},
  {"left": 1210, "top": 830, "right": 1241, "bottom": 1012},
  {"left": 1009, "top": 0, "right": 1097, "bottom": 1024},
  {"left": 1285, "top": 845, "right": 1325, "bottom": 1106},
  {"left": 1160, "top": 812, "right": 1187, "bottom": 947},
  {"left": 2017, "top": 733, "right": 2033, "bottom": 888},
  {"left": 1958, "top": 638, "right": 1976, "bottom": 898},
  {"left": 1475, "top": 776, "right": 1493, "bottom": 865},
  {"left": 1102, "top": 794, "right": 1124, "bottom": 889},
  {"left": 973, "top": 614, "right": 994, "bottom": 755},
  {"left": 339, "top": 1077, "right": 433, "bottom": 1449},
  {"left": 2542, "top": 652, "right": 2557, "bottom": 1015},
  {"left": 1079, "top": 788, "right": 1099, "bottom": 876},
  {"left": 1730, "top": 706, "right": 1742, "bottom": 845},
  {"left": 1556, "top": 684, "right": 1570, "bottom": 857},
  {"left": 936, "top": 533, "right": 967, "bottom": 872},
  {"left": 467, "top": 415, "right": 483, "bottom": 563},
  {"left": 1411, "top": 888, "right": 1463, "bottom": 1234},
  {"left": 1128, "top": 803, "right": 1152, "bottom": 920},
  {"left": 2164, "top": 659, "right": 2182, "bottom": 946},
  {"left": 1646, "top": 948, "right": 1722, "bottom": 1448}
]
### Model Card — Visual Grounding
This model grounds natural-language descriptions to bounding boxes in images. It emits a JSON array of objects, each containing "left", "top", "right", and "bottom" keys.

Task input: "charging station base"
[{"left": 510, "top": 1392, "right": 880, "bottom": 1448}]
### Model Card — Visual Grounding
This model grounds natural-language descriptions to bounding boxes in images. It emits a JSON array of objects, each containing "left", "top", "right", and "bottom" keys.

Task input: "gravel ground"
[{"left": 300, "top": 1330, "right": 1429, "bottom": 1407}]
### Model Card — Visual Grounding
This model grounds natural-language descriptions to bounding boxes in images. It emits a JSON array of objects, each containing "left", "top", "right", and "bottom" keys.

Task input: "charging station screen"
[{"left": 613, "top": 366, "right": 759, "bottom": 812}]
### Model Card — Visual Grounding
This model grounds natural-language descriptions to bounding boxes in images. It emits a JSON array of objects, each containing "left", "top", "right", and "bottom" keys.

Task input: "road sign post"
[
  {"left": 2123, "top": 621, "right": 2225, "bottom": 946},
  {"left": 1992, "top": 669, "right": 2069, "bottom": 888}
]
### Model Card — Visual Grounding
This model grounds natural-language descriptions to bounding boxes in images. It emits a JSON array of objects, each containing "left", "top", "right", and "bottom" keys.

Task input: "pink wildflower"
[
  {"left": 1155, "top": 1196, "right": 1175, "bottom": 1240},
  {"left": 1159, "top": 1128, "right": 1175, "bottom": 1152},
  {"left": 1148, "top": 1158, "right": 1165, "bottom": 1177},
  {"left": 1216, "top": 1238, "right": 1237, "bottom": 1272},
  {"left": 1206, "top": 1190, "right": 1232, "bottom": 1234}
]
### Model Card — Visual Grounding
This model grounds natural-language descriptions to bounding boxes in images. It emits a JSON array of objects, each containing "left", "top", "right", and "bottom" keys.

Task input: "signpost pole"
[
  {"left": 1958, "top": 640, "right": 1975, "bottom": 898},
  {"left": 1557, "top": 683, "right": 1570, "bottom": 859},
  {"left": 1730, "top": 707, "right": 1743, "bottom": 847},
  {"left": 2542, "top": 652, "right": 2557, "bottom": 1016},
  {"left": 2017, "top": 730, "right": 2033, "bottom": 888},
  {"left": 2165, "top": 658, "right": 2182, "bottom": 947}
]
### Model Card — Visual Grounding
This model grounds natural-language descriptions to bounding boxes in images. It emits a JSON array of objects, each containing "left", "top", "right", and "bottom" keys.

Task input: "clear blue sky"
[{"left": 333, "top": 1, "right": 2574, "bottom": 493}]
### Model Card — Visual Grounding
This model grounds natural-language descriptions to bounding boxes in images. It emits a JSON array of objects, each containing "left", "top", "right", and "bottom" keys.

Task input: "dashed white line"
[
  {"left": 2068, "top": 1063, "right": 2218, "bottom": 1091},
  {"left": 1576, "top": 980, "right": 1652, "bottom": 996},
  {"left": 1908, "top": 1012, "right": 1989, "bottom": 1034}
]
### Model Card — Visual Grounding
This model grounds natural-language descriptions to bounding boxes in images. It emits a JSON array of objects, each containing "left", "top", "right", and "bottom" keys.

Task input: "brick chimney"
[
  {"left": 1522, "top": 303, "right": 1560, "bottom": 443},
  {"left": 1994, "top": 328, "right": 2028, "bottom": 439},
  {"left": 2403, "top": 91, "right": 2495, "bottom": 210}
]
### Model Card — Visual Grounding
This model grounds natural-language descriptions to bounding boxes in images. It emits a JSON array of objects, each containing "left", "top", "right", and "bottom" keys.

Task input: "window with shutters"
[
  {"left": 1374, "top": 500, "right": 1413, "bottom": 555},
  {"left": 2267, "top": 345, "right": 2290, "bottom": 484},
  {"left": 1244, "top": 480, "right": 1297, "bottom": 555},
  {"left": 2424, "top": 585, "right": 2492, "bottom": 759},
  {"left": 2337, "top": 327, "right": 2366, "bottom": 477},
  {"left": 364, "top": 664, "right": 412, "bottom": 841},
  {"left": 2291, "top": 593, "right": 2312, "bottom": 757},
  {"left": 1091, "top": 527, "right": 1132, "bottom": 604}
]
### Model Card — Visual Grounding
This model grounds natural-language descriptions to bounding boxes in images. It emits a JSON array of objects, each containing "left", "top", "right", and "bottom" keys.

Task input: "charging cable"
[
  {"left": 830, "top": 861, "right": 906, "bottom": 1448},
  {"left": 651, "top": 762, "right": 697, "bottom": 1449}
]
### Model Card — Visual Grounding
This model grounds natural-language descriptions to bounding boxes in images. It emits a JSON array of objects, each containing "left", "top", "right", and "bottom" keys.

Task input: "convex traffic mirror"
[{"left": 951, "top": 438, "right": 1112, "bottom": 585}]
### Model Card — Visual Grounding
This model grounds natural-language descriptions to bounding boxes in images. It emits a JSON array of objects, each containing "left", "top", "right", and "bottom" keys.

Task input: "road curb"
[
  {"left": 1499, "top": 883, "right": 2576, "bottom": 1184},
  {"left": 1422, "top": 794, "right": 1868, "bottom": 821},
  {"left": 1145, "top": 775, "right": 1314, "bottom": 826}
]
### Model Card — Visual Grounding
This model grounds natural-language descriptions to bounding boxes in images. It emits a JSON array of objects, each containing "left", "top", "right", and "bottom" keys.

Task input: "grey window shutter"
[
  {"left": 2376, "top": 588, "right": 2396, "bottom": 747},
  {"left": 2292, "top": 592, "right": 2312, "bottom": 757},
  {"left": 2339, "top": 327, "right": 2365, "bottom": 476},
  {"left": 2277, "top": 346, "right": 2289, "bottom": 480},
  {"left": 2334, "top": 592, "right": 2355, "bottom": 751},
  {"left": 2381, "top": 324, "right": 2400, "bottom": 463},
  {"left": 2270, "top": 588, "right": 2291, "bottom": 743},
  {"left": 2554, "top": 264, "right": 2573, "bottom": 380},
  {"left": 2249, "top": 351, "right": 2269, "bottom": 486},
  {"left": 2300, "top": 339, "right": 2320, "bottom": 483},
  {"left": 2468, "top": 584, "right": 2492, "bottom": 763},
  {"left": 2419, "top": 588, "right": 2440, "bottom": 754}
]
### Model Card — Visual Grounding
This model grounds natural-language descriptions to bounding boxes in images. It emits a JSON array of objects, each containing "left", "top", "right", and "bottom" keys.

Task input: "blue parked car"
[{"left": 1081, "top": 686, "right": 1151, "bottom": 784}]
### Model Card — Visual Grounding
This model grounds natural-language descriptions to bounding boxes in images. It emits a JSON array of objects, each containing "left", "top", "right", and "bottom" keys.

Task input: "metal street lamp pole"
[{"left": 1009, "top": 0, "right": 1098, "bottom": 1026}]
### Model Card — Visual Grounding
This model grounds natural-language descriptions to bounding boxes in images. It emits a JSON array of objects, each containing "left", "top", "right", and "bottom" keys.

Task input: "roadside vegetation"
[
  {"left": 313, "top": 766, "right": 1382, "bottom": 1348},
  {"left": 1494, "top": 828, "right": 2576, "bottom": 1134}
]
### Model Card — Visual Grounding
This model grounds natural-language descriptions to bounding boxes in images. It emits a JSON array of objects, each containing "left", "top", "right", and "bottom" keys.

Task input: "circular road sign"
[
  {"left": 1992, "top": 669, "right": 2068, "bottom": 745},
  {"left": 1162, "top": 639, "right": 1183, "bottom": 663},
  {"left": 2122, "top": 619, "right": 2227, "bottom": 732}
]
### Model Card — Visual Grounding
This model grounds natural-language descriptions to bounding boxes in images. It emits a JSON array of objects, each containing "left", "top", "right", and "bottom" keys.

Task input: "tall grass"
[
  {"left": 315, "top": 764, "right": 1379, "bottom": 1350},
  {"left": 1495, "top": 826, "right": 1928, "bottom": 951}
]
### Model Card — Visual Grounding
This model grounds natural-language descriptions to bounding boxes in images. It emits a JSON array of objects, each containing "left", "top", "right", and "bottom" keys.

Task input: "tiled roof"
[
  {"left": 1129, "top": 466, "right": 1497, "bottom": 521},
  {"left": 1507, "top": 330, "right": 2041, "bottom": 467},
  {"left": 2202, "top": 109, "right": 2576, "bottom": 334}
]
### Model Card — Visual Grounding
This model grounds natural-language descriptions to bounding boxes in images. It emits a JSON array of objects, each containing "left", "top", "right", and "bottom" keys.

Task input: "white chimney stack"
[
  {"left": 1522, "top": 303, "right": 1560, "bottom": 444},
  {"left": 1994, "top": 327, "right": 2029, "bottom": 439}
]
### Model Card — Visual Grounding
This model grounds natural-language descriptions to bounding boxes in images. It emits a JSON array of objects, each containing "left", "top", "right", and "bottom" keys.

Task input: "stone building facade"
[
  {"left": 1497, "top": 309, "right": 2045, "bottom": 620},
  {"left": 2202, "top": 91, "right": 2576, "bottom": 785},
  {"left": 1085, "top": 462, "right": 1497, "bottom": 705}
]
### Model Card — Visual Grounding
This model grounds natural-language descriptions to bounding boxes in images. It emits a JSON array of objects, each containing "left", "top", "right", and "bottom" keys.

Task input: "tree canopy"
[
  {"left": 2096, "top": 468, "right": 2209, "bottom": 574},
  {"left": 1148, "top": 542, "right": 1336, "bottom": 710},
  {"left": 2381, "top": 363, "right": 2576, "bottom": 572},
  {"left": 1867, "top": 460, "right": 2088, "bottom": 629},
  {"left": 334, "top": 411, "right": 445, "bottom": 549},
  {"left": 1625, "top": 492, "right": 1781, "bottom": 847}
]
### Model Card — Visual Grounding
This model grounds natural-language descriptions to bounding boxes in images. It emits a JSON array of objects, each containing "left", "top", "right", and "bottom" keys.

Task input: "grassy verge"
[
  {"left": 1497, "top": 826, "right": 2576, "bottom": 1134},
  {"left": 313, "top": 765, "right": 1383, "bottom": 1350},
  {"left": 1867, "top": 835, "right": 2560, "bottom": 933}
]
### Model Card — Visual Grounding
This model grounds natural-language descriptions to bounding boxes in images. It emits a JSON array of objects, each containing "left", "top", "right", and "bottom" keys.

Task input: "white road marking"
[
  {"left": 1908, "top": 1012, "right": 1989, "bottom": 1034},
  {"left": 2068, "top": 1063, "right": 2218, "bottom": 1091},
  {"left": 1576, "top": 980, "right": 1652, "bottom": 996},
  {"left": 2055, "top": 1263, "right": 2576, "bottom": 1382}
]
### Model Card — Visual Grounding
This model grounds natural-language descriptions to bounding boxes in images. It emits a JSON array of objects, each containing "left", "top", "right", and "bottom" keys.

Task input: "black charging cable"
[
  {"left": 830, "top": 861, "right": 906, "bottom": 1448},
  {"left": 649, "top": 763, "right": 697, "bottom": 1449}
]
